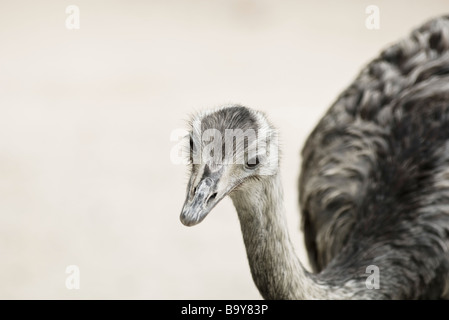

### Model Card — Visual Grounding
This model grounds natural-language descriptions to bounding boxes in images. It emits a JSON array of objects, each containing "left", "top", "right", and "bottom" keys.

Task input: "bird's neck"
[{"left": 230, "top": 173, "right": 327, "bottom": 299}]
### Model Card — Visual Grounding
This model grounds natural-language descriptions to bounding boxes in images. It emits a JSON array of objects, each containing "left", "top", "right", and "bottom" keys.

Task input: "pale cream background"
[{"left": 0, "top": 0, "right": 448, "bottom": 299}]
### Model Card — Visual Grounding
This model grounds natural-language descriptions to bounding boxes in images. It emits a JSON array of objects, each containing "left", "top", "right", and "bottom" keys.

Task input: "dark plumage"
[
  {"left": 300, "top": 16, "right": 449, "bottom": 298},
  {"left": 180, "top": 16, "right": 449, "bottom": 299}
]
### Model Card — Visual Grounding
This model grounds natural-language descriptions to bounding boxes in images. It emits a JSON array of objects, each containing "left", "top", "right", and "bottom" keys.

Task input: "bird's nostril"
[
  {"left": 207, "top": 193, "right": 217, "bottom": 205},
  {"left": 190, "top": 187, "right": 197, "bottom": 200}
]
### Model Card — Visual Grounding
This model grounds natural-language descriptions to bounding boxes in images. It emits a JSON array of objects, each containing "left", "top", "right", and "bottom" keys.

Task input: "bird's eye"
[
  {"left": 245, "top": 157, "right": 260, "bottom": 169},
  {"left": 190, "top": 136, "right": 194, "bottom": 151},
  {"left": 189, "top": 136, "right": 197, "bottom": 163}
]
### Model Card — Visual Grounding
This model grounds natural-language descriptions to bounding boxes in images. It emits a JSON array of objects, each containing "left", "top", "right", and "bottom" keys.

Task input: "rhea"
[{"left": 180, "top": 16, "right": 449, "bottom": 299}]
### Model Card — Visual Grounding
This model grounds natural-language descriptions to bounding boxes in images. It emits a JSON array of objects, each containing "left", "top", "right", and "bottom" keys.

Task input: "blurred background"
[{"left": 0, "top": 0, "right": 448, "bottom": 299}]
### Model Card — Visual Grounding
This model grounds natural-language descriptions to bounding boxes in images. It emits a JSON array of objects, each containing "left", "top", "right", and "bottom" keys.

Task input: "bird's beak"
[{"left": 180, "top": 175, "right": 222, "bottom": 227}]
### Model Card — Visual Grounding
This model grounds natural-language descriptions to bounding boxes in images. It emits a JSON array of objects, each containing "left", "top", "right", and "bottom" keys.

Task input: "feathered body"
[
  {"left": 180, "top": 16, "right": 449, "bottom": 299},
  {"left": 300, "top": 16, "right": 449, "bottom": 299}
]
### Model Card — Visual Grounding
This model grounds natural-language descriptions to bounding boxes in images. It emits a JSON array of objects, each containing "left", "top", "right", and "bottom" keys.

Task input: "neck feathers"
[{"left": 230, "top": 173, "right": 326, "bottom": 299}]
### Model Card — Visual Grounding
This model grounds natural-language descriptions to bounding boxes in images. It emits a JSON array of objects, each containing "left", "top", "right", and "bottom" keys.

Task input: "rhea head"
[{"left": 180, "top": 105, "right": 280, "bottom": 226}]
